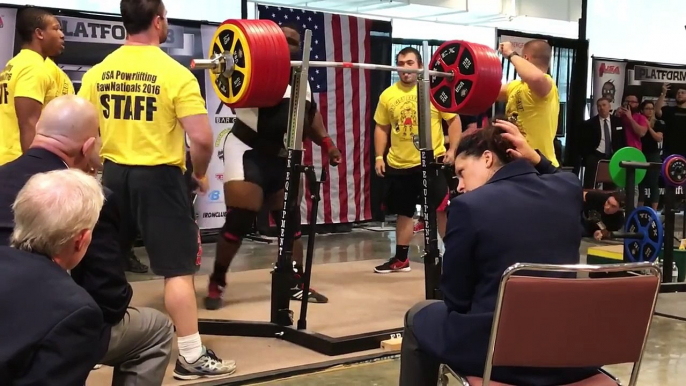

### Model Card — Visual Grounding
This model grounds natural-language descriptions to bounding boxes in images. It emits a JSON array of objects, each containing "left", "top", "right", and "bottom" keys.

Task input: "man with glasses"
[{"left": 615, "top": 94, "right": 648, "bottom": 150}]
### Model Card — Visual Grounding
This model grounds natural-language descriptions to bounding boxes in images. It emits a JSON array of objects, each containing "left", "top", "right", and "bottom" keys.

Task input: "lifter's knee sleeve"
[
  {"left": 221, "top": 207, "right": 258, "bottom": 243},
  {"left": 271, "top": 207, "right": 302, "bottom": 240}
]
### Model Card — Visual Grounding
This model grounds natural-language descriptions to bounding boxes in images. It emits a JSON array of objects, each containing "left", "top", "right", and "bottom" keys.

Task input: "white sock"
[{"left": 178, "top": 333, "right": 203, "bottom": 363}]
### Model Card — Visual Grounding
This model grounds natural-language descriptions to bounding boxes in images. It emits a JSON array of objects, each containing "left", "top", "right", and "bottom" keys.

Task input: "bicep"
[
  {"left": 14, "top": 97, "right": 43, "bottom": 125},
  {"left": 529, "top": 76, "right": 554, "bottom": 100}
]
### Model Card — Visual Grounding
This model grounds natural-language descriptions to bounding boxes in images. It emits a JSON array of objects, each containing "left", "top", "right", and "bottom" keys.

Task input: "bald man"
[
  {"left": 0, "top": 95, "right": 174, "bottom": 386},
  {"left": 498, "top": 40, "right": 561, "bottom": 167}
]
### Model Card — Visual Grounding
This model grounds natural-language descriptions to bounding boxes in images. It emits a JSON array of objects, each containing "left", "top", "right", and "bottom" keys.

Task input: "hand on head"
[{"left": 495, "top": 120, "right": 541, "bottom": 165}]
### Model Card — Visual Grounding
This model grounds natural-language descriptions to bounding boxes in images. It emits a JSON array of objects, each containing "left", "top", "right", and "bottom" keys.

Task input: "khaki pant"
[{"left": 100, "top": 307, "right": 173, "bottom": 386}]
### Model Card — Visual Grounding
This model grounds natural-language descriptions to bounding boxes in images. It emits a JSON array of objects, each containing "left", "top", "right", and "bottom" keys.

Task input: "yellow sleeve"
[
  {"left": 173, "top": 69, "right": 207, "bottom": 118},
  {"left": 77, "top": 69, "right": 97, "bottom": 104},
  {"left": 373, "top": 94, "right": 390, "bottom": 126},
  {"left": 14, "top": 64, "right": 51, "bottom": 104},
  {"left": 440, "top": 111, "right": 457, "bottom": 121}
]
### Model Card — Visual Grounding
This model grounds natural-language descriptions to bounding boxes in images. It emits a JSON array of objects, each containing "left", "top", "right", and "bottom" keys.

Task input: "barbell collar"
[
  {"left": 190, "top": 58, "right": 218, "bottom": 71},
  {"left": 289, "top": 60, "right": 454, "bottom": 79}
]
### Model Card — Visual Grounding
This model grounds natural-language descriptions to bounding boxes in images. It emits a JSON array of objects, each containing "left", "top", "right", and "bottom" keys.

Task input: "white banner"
[
  {"left": 498, "top": 35, "right": 533, "bottom": 56},
  {"left": 591, "top": 59, "right": 627, "bottom": 115},
  {"left": 0, "top": 8, "right": 17, "bottom": 68},
  {"left": 196, "top": 24, "right": 235, "bottom": 229}
]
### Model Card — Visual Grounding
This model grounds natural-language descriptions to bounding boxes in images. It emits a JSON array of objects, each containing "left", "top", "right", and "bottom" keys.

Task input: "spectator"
[
  {"left": 582, "top": 190, "right": 625, "bottom": 240},
  {"left": 638, "top": 101, "right": 664, "bottom": 210},
  {"left": 654, "top": 83, "right": 686, "bottom": 158},
  {"left": 580, "top": 97, "right": 625, "bottom": 189},
  {"left": 0, "top": 169, "right": 105, "bottom": 385},
  {"left": 615, "top": 94, "right": 648, "bottom": 150}
]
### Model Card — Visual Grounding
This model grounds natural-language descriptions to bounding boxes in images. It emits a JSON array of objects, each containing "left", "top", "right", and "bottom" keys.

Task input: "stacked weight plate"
[
  {"left": 209, "top": 19, "right": 291, "bottom": 108},
  {"left": 429, "top": 41, "right": 503, "bottom": 115}
]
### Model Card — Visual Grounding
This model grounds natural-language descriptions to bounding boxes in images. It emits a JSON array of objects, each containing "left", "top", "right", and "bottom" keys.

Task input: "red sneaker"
[
  {"left": 204, "top": 281, "right": 225, "bottom": 310},
  {"left": 374, "top": 257, "right": 411, "bottom": 274}
]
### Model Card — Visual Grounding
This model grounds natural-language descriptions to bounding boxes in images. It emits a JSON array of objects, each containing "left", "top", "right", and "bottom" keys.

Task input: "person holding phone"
[{"left": 615, "top": 94, "right": 648, "bottom": 150}]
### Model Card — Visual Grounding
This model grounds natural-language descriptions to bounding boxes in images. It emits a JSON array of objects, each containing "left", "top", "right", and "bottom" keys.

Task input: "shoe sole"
[
  {"left": 204, "top": 297, "right": 223, "bottom": 310},
  {"left": 173, "top": 366, "right": 237, "bottom": 381},
  {"left": 374, "top": 267, "right": 411, "bottom": 274}
]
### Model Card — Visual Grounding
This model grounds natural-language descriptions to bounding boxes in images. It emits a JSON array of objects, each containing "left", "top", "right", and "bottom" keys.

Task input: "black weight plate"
[
  {"left": 458, "top": 47, "right": 475, "bottom": 76},
  {"left": 432, "top": 85, "right": 453, "bottom": 110},
  {"left": 437, "top": 42, "right": 460, "bottom": 66},
  {"left": 453, "top": 79, "right": 474, "bottom": 107},
  {"left": 430, "top": 60, "right": 447, "bottom": 89}
]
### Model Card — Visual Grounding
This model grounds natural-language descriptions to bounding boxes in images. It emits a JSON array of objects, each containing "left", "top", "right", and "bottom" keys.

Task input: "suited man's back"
[
  {"left": 0, "top": 246, "right": 104, "bottom": 384},
  {"left": 414, "top": 160, "right": 598, "bottom": 385},
  {"left": 459, "top": 164, "right": 583, "bottom": 314}
]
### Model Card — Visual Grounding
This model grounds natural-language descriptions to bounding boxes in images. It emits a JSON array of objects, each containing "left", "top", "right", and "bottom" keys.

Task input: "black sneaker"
[
  {"left": 173, "top": 346, "right": 236, "bottom": 380},
  {"left": 125, "top": 250, "right": 149, "bottom": 274},
  {"left": 204, "top": 281, "right": 225, "bottom": 310},
  {"left": 374, "top": 257, "right": 411, "bottom": 274},
  {"left": 291, "top": 265, "right": 329, "bottom": 303}
]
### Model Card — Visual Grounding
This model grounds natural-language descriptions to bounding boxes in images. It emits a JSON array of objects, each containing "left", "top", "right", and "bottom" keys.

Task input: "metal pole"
[
  {"left": 418, "top": 40, "right": 441, "bottom": 300},
  {"left": 664, "top": 186, "right": 676, "bottom": 283},
  {"left": 290, "top": 60, "right": 453, "bottom": 78},
  {"left": 271, "top": 29, "right": 313, "bottom": 327}
]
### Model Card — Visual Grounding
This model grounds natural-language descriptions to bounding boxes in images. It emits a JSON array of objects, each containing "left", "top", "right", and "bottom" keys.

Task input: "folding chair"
[
  {"left": 438, "top": 262, "right": 661, "bottom": 386},
  {"left": 594, "top": 160, "right": 615, "bottom": 191}
]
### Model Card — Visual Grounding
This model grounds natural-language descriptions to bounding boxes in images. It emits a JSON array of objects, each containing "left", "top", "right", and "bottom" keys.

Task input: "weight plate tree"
[
  {"left": 624, "top": 206, "right": 663, "bottom": 263},
  {"left": 608, "top": 147, "right": 647, "bottom": 187}
]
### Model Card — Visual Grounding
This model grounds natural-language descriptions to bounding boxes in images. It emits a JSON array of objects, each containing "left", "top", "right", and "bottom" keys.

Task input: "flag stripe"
[{"left": 258, "top": 5, "right": 373, "bottom": 225}]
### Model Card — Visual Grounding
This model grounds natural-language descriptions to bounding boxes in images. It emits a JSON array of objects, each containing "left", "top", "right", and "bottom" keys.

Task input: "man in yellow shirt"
[
  {"left": 373, "top": 47, "right": 462, "bottom": 274},
  {"left": 498, "top": 40, "right": 560, "bottom": 167},
  {"left": 0, "top": 8, "right": 64, "bottom": 165},
  {"left": 77, "top": 0, "right": 234, "bottom": 380}
]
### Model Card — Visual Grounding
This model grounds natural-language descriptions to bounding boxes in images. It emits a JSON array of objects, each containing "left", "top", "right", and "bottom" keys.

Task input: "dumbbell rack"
[
  {"left": 620, "top": 161, "right": 686, "bottom": 292},
  {"left": 197, "top": 32, "right": 444, "bottom": 356}
]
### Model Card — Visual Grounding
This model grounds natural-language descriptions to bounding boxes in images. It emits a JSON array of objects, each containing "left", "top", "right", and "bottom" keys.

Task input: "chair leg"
[
  {"left": 437, "top": 364, "right": 470, "bottom": 386},
  {"left": 599, "top": 368, "right": 623, "bottom": 386}
]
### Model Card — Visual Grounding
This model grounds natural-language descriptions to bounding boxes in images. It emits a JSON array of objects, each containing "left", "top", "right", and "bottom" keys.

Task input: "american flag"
[{"left": 258, "top": 5, "right": 372, "bottom": 224}]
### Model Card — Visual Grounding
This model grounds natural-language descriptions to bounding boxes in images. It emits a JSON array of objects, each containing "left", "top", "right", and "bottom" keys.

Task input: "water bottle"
[{"left": 672, "top": 262, "right": 679, "bottom": 283}]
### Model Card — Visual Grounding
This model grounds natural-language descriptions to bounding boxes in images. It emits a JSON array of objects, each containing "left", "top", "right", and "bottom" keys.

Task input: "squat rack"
[{"left": 195, "top": 30, "right": 449, "bottom": 356}]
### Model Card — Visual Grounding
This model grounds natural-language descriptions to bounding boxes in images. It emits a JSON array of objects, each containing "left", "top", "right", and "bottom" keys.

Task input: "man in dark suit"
[
  {"left": 0, "top": 169, "right": 105, "bottom": 384},
  {"left": 400, "top": 120, "right": 599, "bottom": 385},
  {"left": 0, "top": 95, "right": 173, "bottom": 386},
  {"left": 580, "top": 97, "right": 626, "bottom": 189}
]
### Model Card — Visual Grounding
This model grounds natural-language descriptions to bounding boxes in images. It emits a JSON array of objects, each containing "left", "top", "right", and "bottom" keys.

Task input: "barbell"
[{"left": 190, "top": 19, "right": 503, "bottom": 115}]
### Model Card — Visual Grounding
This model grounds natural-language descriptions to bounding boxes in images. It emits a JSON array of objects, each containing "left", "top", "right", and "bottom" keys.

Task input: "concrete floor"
[{"left": 124, "top": 219, "right": 686, "bottom": 386}]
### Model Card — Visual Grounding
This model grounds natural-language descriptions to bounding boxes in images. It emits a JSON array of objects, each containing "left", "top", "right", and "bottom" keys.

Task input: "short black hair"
[
  {"left": 120, "top": 0, "right": 164, "bottom": 35},
  {"left": 396, "top": 47, "right": 422, "bottom": 65},
  {"left": 596, "top": 97, "right": 612, "bottom": 105},
  {"left": 609, "top": 190, "right": 626, "bottom": 207},
  {"left": 16, "top": 7, "right": 53, "bottom": 44},
  {"left": 280, "top": 21, "right": 302, "bottom": 34}
]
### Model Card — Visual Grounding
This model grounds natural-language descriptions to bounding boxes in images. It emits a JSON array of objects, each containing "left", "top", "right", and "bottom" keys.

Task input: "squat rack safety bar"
[{"left": 191, "top": 56, "right": 455, "bottom": 79}]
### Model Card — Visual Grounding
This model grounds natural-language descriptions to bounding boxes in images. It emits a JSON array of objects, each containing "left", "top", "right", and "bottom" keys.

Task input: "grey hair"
[{"left": 10, "top": 169, "right": 104, "bottom": 256}]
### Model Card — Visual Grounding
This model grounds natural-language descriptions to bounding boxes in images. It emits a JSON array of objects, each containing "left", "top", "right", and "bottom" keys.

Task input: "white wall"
[
  {"left": 392, "top": 18, "right": 497, "bottom": 48},
  {"left": 587, "top": 0, "right": 686, "bottom": 65},
  {"left": 1, "top": 0, "right": 243, "bottom": 21}
]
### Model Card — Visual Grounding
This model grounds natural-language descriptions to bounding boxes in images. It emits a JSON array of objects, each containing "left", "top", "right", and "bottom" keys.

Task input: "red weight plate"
[
  {"left": 429, "top": 41, "right": 463, "bottom": 113},
  {"left": 234, "top": 19, "right": 264, "bottom": 108},
  {"left": 247, "top": 19, "right": 290, "bottom": 108},
  {"left": 261, "top": 20, "right": 291, "bottom": 106},
  {"left": 233, "top": 19, "right": 267, "bottom": 108},
  {"left": 455, "top": 43, "right": 501, "bottom": 115},
  {"left": 253, "top": 19, "right": 289, "bottom": 107}
]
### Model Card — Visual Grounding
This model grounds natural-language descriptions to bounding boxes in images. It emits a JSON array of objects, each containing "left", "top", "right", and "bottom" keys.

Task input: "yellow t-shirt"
[
  {"left": 505, "top": 74, "right": 560, "bottom": 167},
  {"left": 0, "top": 49, "right": 54, "bottom": 165},
  {"left": 78, "top": 45, "right": 207, "bottom": 172},
  {"left": 44, "top": 58, "right": 75, "bottom": 104},
  {"left": 374, "top": 82, "right": 455, "bottom": 169}
]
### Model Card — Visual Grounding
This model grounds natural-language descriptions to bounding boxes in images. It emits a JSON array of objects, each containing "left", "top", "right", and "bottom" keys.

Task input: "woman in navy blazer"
[{"left": 399, "top": 120, "right": 599, "bottom": 385}]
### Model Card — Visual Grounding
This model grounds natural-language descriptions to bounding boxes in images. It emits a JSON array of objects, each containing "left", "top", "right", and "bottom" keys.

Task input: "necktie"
[{"left": 603, "top": 118, "right": 612, "bottom": 155}]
